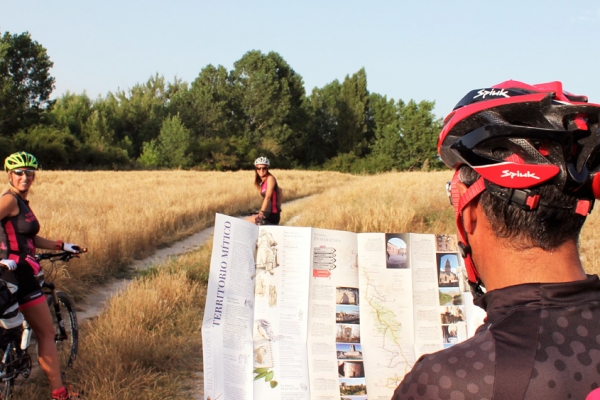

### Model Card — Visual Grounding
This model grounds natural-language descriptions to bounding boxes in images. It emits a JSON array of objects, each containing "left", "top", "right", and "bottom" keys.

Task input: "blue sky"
[
  {"left": 2, "top": 1, "right": 600, "bottom": 118},
  {"left": 440, "top": 254, "right": 458, "bottom": 272},
  {"left": 388, "top": 238, "right": 406, "bottom": 249}
]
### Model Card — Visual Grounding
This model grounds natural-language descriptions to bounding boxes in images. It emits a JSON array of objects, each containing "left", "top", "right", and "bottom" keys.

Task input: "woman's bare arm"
[
  {"left": 34, "top": 236, "right": 60, "bottom": 251},
  {"left": 0, "top": 193, "right": 19, "bottom": 220}
]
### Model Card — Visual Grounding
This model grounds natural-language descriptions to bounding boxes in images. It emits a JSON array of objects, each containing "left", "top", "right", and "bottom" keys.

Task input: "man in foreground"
[{"left": 392, "top": 80, "right": 600, "bottom": 399}]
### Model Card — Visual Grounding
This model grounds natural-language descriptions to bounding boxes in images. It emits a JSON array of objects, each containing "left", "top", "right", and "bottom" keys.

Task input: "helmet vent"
[{"left": 509, "top": 138, "right": 550, "bottom": 164}]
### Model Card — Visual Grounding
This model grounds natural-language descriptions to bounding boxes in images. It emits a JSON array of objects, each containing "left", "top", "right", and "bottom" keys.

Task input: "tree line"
[{"left": 1, "top": 30, "right": 443, "bottom": 172}]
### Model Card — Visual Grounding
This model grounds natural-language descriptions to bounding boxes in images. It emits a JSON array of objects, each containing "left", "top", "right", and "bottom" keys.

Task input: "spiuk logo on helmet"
[
  {"left": 437, "top": 80, "right": 600, "bottom": 295},
  {"left": 439, "top": 80, "right": 600, "bottom": 197},
  {"left": 500, "top": 170, "right": 539, "bottom": 180},
  {"left": 473, "top": 88, "right": 510, "bottom": 99}
]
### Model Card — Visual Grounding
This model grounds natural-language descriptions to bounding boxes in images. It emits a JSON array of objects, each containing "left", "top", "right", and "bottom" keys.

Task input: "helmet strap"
[
  {"left": 485, "top": 179, "right": 594, "bottom": 215},
  {"left": 451, "top": 170, "right": 486, "bottom": 297}
]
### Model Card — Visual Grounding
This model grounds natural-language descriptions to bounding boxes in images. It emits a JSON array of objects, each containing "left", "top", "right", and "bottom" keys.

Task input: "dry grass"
[
  {"left": 285, "top": 171, "right": 455, "bottom": 234},
  {"left": 10, "top": 249, "right": 210, "bottom": 399},
  {"left": 14, "top": 169, "right": 600, "bottom": 397},
  {"left": 26, "top": 169, "right": 355, "bottom": 299},
  {"left": 70, "top": 265, "right": 205, "bottom": 399},
  {"left": 580, "top": 211, "right": 600, "bottom": 275},
  {"left": 284, "top": 170, "right": 600, "bottom": 274}
]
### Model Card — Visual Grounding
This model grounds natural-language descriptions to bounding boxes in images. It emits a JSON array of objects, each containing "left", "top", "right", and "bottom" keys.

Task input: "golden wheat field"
[
  {"left": 26, "top": 169, "right": 357, "bottom": 298},
  {"left": 10, "top": 169, "right": 600, "bottom": 398}
]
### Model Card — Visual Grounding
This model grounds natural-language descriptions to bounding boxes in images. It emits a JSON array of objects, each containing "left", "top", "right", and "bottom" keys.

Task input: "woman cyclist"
[
  {"left": 0, "top": 152, "right": 81, "bottom": 400},
  {"left": 245, "top": 157, "right": 281, "bottom": 225}
]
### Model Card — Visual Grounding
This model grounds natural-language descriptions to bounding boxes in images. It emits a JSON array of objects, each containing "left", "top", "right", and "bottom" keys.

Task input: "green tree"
[
  {"left": 337, "top": 68, "right": 370, "bottom": 156},
  {"left": 49, "top": 92, "right": 134, "bottom": 168},
  {"left": 139, "top": 114, "right": 192, "bottom": 168},
  {"left": 158, "top": 114, "right": 192, "bottom": 168},
  {"left": 306, "top": 69, "right": 371, "bottom": 167},
  {"left": 0, "top": 31, "right": 55, "bottom": 135},
  {"left": 138, "top": 139, "right": 161, "bottom": 167},
  {"left": 50, "top": 92, "right": 93, "bottom": 140},
  {"left": 397, "top": 100, "right": 443, "bottom": 171},
  {"left": 13, "top": 125, "right": 79, "bottom": 169},
  {"left": 192, "top": 136, "right": 256, "bottom": 170},
  {"left": 178, "top": 65, "right": 237, "bottom": 140},
  {"left": 103, "top": 74, "right": 173, "bottom": 158},
  {"left": 368, "top": 93, "right": 401, "bottom": 170},
  {"left": 82, "top": 110, "right": 116, "bottom": 151},
  {"left": 231, "top": 50, "right": 307, "bottom": 165},
  {"left": 304, "top": 82, "right": 342, "bottom": 165}
]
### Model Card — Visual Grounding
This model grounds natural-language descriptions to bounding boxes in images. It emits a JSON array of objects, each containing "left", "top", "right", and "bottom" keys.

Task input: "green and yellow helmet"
[{"left": 4, "top": 152, "right": 38, "bottom": 172}]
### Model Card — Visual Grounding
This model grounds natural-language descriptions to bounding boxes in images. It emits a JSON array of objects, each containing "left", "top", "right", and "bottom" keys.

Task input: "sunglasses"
[
  {"left": 12, "top": 169, "right": 35, "bottom": 177},
  {"left": 256, "top": 167, "right": 268, "bottom": 171}
]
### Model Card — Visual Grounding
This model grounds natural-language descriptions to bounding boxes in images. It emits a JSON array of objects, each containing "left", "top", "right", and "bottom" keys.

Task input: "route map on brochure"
[{"left": 202, "top": 213, "right": 486, "bottom": 400}]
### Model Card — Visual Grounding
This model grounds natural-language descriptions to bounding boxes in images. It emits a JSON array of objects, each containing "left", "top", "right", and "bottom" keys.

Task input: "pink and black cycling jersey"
[
  {"left": 260, "top": 179, "right": 280, "bottom": 215},
  {"left": 0, "top": 194, "right": 40, "bottom": 265},
  {"left": 0, "top": 193, "right": 44, "bottom": 308}
]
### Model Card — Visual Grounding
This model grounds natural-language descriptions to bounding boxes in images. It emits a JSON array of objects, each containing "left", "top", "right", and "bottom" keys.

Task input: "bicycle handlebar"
[{"left": 35, "top": 248, "right": 88, "bottom": 262}]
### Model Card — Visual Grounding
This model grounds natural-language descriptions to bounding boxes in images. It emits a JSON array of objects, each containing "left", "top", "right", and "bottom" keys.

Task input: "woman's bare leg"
[{"left": 22, "top": 302, "right": 63, "bottom": 390}]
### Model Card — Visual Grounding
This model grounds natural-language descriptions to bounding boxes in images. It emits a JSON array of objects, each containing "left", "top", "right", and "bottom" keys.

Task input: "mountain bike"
[{"left": 0, "top": 249, "right": 85, "bottom": 398}]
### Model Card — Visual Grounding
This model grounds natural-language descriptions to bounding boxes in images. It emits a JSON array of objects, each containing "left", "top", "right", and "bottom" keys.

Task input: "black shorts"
[
  {"left": 264, "top": 212, "right": 280, "bottom": 225},
  {"left": 13, "top": 259, "right": 43, "bottom": 308}
]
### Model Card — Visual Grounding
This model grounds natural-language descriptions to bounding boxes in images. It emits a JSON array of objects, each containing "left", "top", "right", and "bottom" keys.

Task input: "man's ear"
[{"left": 456, "top": 181, "right": 478, "bottom": 235}]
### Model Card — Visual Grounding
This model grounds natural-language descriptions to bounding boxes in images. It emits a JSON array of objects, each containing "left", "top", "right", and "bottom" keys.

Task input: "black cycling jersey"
[
  {"left": 0, "top": 193, "right": 40, "bottom": 262},
  {"left": 392, "top": 275, "right": 600, "bottom": 400},
  {"left": 0, "top": 193, "right": 43, "bottom": 307}
]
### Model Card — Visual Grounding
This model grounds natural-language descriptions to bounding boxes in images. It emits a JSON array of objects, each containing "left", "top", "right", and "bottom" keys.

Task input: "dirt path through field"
[
  {"left": 76, "top": 226, "right": 215, "bottom": 320},
  {"left": 75, "top": 197, "right": 310, "bottom": 398},
  {"left": 78, "top": 196, "right": 310, "bottom": 320}
]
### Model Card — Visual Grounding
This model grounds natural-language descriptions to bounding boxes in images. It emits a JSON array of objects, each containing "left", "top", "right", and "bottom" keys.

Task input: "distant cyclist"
[
  {"left": 245, "top": 157, "right": 281, "bottom": 225},
  {"left": 0, "top": 152, "right": 82, "bottom": 400},
  {"left": 392, "top": 81, "right": 600, "bottom": 399}
]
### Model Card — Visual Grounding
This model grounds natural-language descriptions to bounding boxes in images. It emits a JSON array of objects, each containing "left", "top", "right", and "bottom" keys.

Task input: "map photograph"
[{"left": 385, "top": 234, "right": 409, "bottom": 269}]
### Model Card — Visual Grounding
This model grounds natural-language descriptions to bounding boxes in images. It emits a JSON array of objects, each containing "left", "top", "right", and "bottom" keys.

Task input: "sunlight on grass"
[{"left": 17, "top": 168, "right": 600, "bottom": 397}]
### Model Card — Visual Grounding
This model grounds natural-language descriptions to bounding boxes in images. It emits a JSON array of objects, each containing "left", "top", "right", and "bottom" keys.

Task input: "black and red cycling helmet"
[{"left": 439, "top": 80, "right": 600, "bottom": 296}]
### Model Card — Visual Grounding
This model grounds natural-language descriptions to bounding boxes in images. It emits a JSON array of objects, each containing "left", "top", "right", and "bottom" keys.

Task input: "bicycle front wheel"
[
  {"left": 48, "top": 291, "right": 78, "bottom": 369},
  {"left": 0, "top": 345, "right": 16, "bottom": 399}
]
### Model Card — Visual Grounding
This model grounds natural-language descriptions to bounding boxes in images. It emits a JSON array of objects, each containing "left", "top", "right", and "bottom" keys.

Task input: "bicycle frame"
[
  {"left": 0, "top": 250, "right": 84, "bottom": 395},
  {"left": 37, "top": 271, "right": 73, "bottom": 342}
]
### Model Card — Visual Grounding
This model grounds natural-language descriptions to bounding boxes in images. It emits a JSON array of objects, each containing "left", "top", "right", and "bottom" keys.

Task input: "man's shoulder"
[{"left": 392, "top": 330, "right": 496, "bottom": 400}]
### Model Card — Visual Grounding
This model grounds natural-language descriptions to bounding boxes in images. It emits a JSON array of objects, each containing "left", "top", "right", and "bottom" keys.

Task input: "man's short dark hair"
[{"left": 459, "top": 166, "right": 586, "bottom": 251}]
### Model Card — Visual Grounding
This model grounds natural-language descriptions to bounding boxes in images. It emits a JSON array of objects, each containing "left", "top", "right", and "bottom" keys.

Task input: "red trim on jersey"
[
  {"left": 4, "top": 221, "right": 19, "bottom": 256},
  {"left": 271, "top": 188, "right": 278, "bottom": 214}
]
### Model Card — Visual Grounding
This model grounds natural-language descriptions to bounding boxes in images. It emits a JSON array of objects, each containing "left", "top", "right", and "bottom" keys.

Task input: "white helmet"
[{"left": 254, "top": 157, "right": 270, "bottom": 166}]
